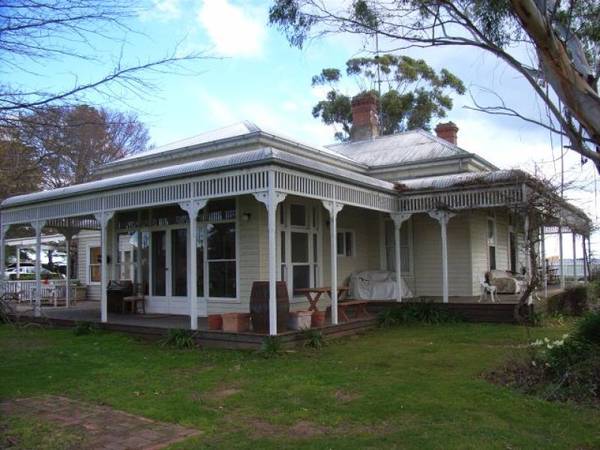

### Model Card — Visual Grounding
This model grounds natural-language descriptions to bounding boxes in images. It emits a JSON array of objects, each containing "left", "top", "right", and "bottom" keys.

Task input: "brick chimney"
[
  {"left": 435, "top": 121, "right": 459, "bottom": 145},
  {"left": 350, "top": 92, "right": 379, "bottom": 141}
]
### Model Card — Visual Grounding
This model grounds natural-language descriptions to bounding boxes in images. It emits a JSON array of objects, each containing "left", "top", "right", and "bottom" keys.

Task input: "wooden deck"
[{"left": 11, "top": 302, "right": 378, "bottom": 350}]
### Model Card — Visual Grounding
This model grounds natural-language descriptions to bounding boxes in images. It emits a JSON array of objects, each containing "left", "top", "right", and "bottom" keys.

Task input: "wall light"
[{"left": 242, "top": 213, "right": 252, "bottom": 222}]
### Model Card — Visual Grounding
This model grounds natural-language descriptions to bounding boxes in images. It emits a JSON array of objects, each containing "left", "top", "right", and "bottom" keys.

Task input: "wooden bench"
[{"left": 337, "top": 300, "right": 369, "bottom": 322}]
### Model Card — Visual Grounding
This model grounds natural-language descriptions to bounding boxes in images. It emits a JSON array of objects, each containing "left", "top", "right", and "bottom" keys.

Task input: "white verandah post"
[
  {"left": 322, "top": 200, "right": 344, "bottom": 324},
  {"left": 390, "top": 213, "right": 412, "bottom": 302},
  {"left": 179, "top": 199, "right": 207, "bottom": 331},
  {"left": 541, "top": 226, "right": 547, "bottom": 299},
  {"left": 429, "top": 210, "right": 455, "bottom": 304},
  {"left": 559, "top": 222, "right": 565, "bottom": 289},
  {"left": 33, "top": 220, "right": 45, "bottom": 317},
  {"left": 0, "top": 225, "right": 7, "bottom": 284},
  {"left": 582, "top": 236, "right": 588, "bottom": 281},
  {"left": 95, "top": 211, "right": 114, "bottom": 323},
  {"left": 572, "top": 232, "right": 577, "bottom": 281},
  {"left": 15, "top": 245, "right": 20, "bottom": 279},
  {"left": 254, "top": 172, "right": 286, "bottom": 335}
]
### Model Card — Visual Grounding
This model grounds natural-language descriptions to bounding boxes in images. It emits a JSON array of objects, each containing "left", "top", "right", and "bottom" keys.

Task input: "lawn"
[{"left": 1, "top": 321, "right": 599, "bottom": 449}]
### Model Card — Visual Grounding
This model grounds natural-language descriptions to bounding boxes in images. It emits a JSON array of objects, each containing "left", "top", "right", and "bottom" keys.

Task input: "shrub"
[
  {"left": 301, "top": 328, "right": 325, "bottom": 350},
  {"left": 587, "top": 280, "right": 600, "bottom": 308},
  {"left": 73, "top": 321, "right": 97, "bottom": 336},
  {"left": 258, "top": 336, "right": 282, "bottom": 357},
  {"left": 573, "top": 311, "right": 600, "bottom": 346},
  {"left": 377, "top": 301, "right": 463, "bottom": 327},
  {"left": 490, "top": 312, "right": 600, "bottom": 406},
  {"left": 161, "top": 329, "right": 196, "bottom": 349},
  {"left": 546, "top": 286, "right": 589, "bottom": 316}
]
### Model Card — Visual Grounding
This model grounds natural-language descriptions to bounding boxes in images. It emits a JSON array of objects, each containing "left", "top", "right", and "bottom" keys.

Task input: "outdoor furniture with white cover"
[{"left": 348, "top": 270, "right": 413, "bottom": 300}]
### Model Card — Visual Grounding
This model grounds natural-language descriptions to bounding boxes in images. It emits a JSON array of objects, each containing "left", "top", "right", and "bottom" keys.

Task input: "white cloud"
[
  {"left": 140, "top": 0, "right": 182, "bottom": 21},
  {"left": 197, "top": 0, "right": 266, "bottom": 58}
]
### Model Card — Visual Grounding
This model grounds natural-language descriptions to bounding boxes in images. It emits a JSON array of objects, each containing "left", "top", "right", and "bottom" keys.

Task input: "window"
[
  {"left": 487, "top": 217, "right": 497, "bottom": 270},
  {"left": 203, "top": 199, "right": 237, "bottom": 298},
  {"left": 171, "top": 228, "right": 187, "bottom": 296},
  {"left": 290, "top": 204, "right": 306, "bottom": 227},
  {"left": 337, "top": 230, "right": 354, "bottom": 257},
  {"left": 152, "top": 231, "right": 166, "bottom": 296},
  {"left": 88, "top": 246, "right": 101, "bottom": 283}
]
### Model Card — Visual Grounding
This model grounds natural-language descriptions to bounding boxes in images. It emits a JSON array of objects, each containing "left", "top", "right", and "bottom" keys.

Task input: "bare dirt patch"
[
  {"left": 0, "top": 395, "right": 200, "bottom": 450},
  {"left": 334, "top": 389, "right": 361, "bottom": 403}
]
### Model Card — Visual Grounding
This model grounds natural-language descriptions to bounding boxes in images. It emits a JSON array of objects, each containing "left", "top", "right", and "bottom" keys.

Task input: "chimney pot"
[
  {"left": 350, "top": 92, "right": 379, "bottom": 141},
  {"left": 435, "top": 121, "right": 459, "bottom": 145}
]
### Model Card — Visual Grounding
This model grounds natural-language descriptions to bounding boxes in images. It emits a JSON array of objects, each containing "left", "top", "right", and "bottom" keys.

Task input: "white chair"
[{"left": 479, "top": 277, "right": 497, "bottom": 303}]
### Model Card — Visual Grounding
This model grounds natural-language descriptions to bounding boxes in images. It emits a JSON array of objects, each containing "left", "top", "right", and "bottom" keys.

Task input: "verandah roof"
[{"left": 0, "top": 147, "right": 591, "bottom": 236}]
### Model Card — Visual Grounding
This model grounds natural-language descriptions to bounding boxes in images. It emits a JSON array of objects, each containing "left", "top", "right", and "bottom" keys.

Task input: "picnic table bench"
[
  {"left": 294, "top": 286, "right": 349, "bottom": 311},
  {"left": 336, "top": 299, "right": 370, "bottom": 322}
]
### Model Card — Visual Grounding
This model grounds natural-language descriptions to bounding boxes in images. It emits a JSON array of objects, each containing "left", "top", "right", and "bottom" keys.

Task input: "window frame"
[
  {"left": 336, "top": 229, "right": 355, "bottom": 258},
  {"left": 381, "top": 217, "right": 413, "bottom": 275},
  {"left": 487, "top": 215, "right": 497, "bottom": 271},
  {"left": 114, "top": 199, "right": 240, "bottom": 302},
  {"left": 87, "top": 244, "right": 102, "bottom": 285}
]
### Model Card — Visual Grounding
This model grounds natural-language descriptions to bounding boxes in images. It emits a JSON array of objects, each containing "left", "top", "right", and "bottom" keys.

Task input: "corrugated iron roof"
[
  {"left": 397, "top": 170, "right": 523, "bottom": 191},
  {"left": 109, "top": 120, "right": 359, "bottom": 167},
  {"left": 328, "top": 129, "right": 469, "bottom": 167}
]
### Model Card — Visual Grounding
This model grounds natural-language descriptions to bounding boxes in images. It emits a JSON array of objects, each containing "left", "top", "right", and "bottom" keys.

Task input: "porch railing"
[{"left": 0, "top": 279, "right": 79, "bottom": 306}]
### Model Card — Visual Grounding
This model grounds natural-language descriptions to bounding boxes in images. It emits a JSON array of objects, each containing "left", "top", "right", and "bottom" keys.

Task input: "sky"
[{"left": 7, "top": 0, "right": 599, "bottom": 258}]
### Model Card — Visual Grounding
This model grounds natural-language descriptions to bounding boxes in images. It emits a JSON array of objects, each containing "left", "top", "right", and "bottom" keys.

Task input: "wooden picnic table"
[{"left": 294, "top": 286, "right": 349, "bottom": 311}]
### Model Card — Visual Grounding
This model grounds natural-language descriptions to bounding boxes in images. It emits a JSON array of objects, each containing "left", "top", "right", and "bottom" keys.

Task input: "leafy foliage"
[
  {"left": 546, "top": 286, "right": 590, "bottom": 316},
  {"left": 489, "top": 311, "right": 600, "bottom": 406},
  {"left": 301, "top": 328, "right": 325, "bottom": 350},
  {"left": 72, "top": 321, "right": 97, "bottom": 336},
  {"left": 258, "top": 335, "right": 282, "bottom": 357},
  {"left": 377, "top": 301, "right": 463, "bottom": 327},
  {"left": 161, "top": 329, "right": 196, "bottom": 349},
  {"left": 269, "top": 0, "right": 600, "bottom": 171},
  {"left": 311, "top": 54, "right": 464, "bottom": 141}
]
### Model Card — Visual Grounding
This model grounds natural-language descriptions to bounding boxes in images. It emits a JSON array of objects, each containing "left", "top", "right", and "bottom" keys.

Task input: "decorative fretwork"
[
  {"left": 273, "top": 169, "right": 398, "bottom": 212},
  {"left": 398, "top": 186, "right": 524, "bottom": 212}
]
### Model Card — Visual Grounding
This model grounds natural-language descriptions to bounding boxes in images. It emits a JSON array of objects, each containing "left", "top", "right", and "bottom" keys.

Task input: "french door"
[
  {"left": 278, "top": 202, "right": 320, "bottom": 299},
  {"left": 149, "top": 228, "right": 188, "bottom": 314}
]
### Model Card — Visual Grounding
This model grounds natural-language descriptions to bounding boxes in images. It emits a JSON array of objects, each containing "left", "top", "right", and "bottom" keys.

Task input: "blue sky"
[{"left": 8, "top": 0, "right": 599, "bottom": 255}]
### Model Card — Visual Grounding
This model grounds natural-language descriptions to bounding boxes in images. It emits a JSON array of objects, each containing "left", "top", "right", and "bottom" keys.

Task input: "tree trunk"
[{"left": 510, "top": 0, "right": 600, "bottom": 167}]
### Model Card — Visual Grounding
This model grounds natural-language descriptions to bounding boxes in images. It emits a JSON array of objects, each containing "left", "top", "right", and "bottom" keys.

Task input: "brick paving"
[{"left": 0, "top": 396, "right": 200, "bottom": 450}]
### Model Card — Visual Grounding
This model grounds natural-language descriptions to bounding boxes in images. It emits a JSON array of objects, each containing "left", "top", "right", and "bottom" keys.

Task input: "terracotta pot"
[
  {"left": 207, "top": 314, "right": 223, "bottom": 331},
  {"left": 221, "top": 313, "right": 251, "bottom": 333},
  {"left": 311, "top": 310, "right": 326, "bottom": 328}
]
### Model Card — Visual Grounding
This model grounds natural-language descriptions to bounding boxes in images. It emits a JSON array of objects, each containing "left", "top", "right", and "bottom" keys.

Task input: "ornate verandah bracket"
[
  {"left": 93, "top": 211, "right": 115, "bottom": 229},
  {"left": 253, "top": 191, "right": 287, "bottom": 207},
  {"left": 178, "top": 199, "right": 208, "bottom": 220},
  {"left": 428, "top": 209, "right": 456, "bottom": 225},
  {"left": 321, "top": 200, "right": 344, "bottom": 218}
]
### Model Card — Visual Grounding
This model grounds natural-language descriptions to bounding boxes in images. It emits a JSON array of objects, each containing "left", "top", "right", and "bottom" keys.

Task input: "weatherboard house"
[{"left": 0, "top": 95, "right": 591, "bottom": 334}]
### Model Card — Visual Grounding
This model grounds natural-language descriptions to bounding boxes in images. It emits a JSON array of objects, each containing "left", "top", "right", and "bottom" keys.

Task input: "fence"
[{"left": 0, "top": 279, "right": 79, "bottom": 306}]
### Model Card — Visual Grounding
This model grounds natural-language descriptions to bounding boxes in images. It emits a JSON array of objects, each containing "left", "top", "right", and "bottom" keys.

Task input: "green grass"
[{"left": 1, "top": 322, "right": 599, "bottom": 449}]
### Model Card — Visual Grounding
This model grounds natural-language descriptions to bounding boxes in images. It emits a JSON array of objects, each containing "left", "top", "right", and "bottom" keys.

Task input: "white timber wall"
[{"left": 412, "top": 212, "right": 473, "bottom": 297}]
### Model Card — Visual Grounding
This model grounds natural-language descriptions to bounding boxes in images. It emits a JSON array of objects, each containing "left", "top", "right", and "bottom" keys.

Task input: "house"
[{"left": 0, "top": 94, "right": 591, "bottom": 335}]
